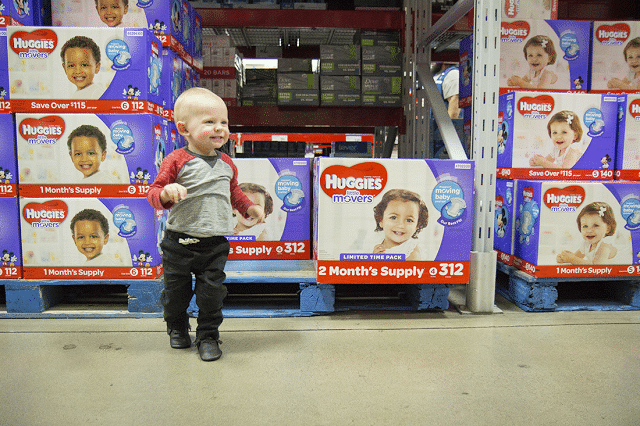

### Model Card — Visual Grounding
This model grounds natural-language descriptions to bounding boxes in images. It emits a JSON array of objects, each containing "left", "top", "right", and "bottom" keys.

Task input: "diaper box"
[
  {"left": 502, "top": 0, "right": 558, "bottom": 20},
  {"left": 458, "top": 34, "right": 473, "bottom": 108},
  {"left": 20, "top": 197, "right": 165, "bottom": 279},
  {"left": 591, "top": 21, "right": 640, "bottom": 93},
  {"left": 615, "top": 94, "right": 640, "bottom": 181},
  {"left": 162, "top": 46, "right": 184, "bottom": 120},
  {"left": 0, "top": 32, "right": 9, "bottom": 113},
  {"left": 16, "top": 113, "right": 169, "bottom": 197},
  {"left": 0, "top": 113, "right": 17, "bottom": 197},
  {"left": 0, "top": 0, "right": 43, "bottom": 26},
  {"left": 497, "top": 91, "right": 617, "bottom": 181},
  {"left": 0, "top": 197, "right": 22, "bottom": 278},
  {"left": 495, "top": 178, "right": 516, "bottom": 265},
  {"left": 226, "top": 158, "right": 311, "bottom": 260},
  {"left": 500, "top": 19, "right": 591, "bottom": 93},
  {"left": 7, "top": 26, "right": 165, "bottom": 115},
  {"left": 513, "top": 180, "right": 640, "bottom": 278},
  {"left": 314, "top": 158, "right": 474, "bottom": 284},
  {"left": 49, "top": 0, "right": 200, "bottom": 67}
]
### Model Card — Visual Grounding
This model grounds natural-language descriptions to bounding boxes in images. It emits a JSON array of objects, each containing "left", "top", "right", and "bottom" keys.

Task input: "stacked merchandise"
[
  {"left": 360, "top": 30, "right": 402, "bottom": 107},
  {"left": 187, "top": 0, "right": 325, "bottom": 9},
  {"left": 3, "top": 2, "right": 206, "bottom": 281},
  {"left": 200, "top": 34, "right": 243, "bottom": 107},
  {"left": 493, "top": 2, "right": 640, "bottom": 281},
  {"left": 242, "top": 68, "right": 277, "bottom": 106},
  {"left": 277, "top": 58, "right": 318, "bottom": 106},
  {"left": 319, "top": 44, "right": 361, "bottom": 106},
  {"left": 0, "top": 0, "right": 43, "bottom": 26}
]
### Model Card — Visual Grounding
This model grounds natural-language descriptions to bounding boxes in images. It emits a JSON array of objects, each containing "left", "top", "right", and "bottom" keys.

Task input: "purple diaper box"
[
  {"left": 20, "top": 197, "right": 165, "bottom": 279},
  {"left": 494, "top": 178, "right": 516, "bottom": 265},
  {"left": 16, "top": 113, "right": 170, "bottom": 197},
  {"left": 0, "top": 0, "right": 43, "bottom": 26},
  {"left": 228, "top": 158, "right": 311, "bottom": 260},
  {"left": 7, "top": 26, "right": 164, "bottom": 115},
  {"left": 0, "top": 197, "right": 21, "bottom": 278},
  {"left": 497, "top": 91, "right": 617, "bottom": 181},
  {"left": 0, "top": 113, "right": 17, "bottom": 197}
]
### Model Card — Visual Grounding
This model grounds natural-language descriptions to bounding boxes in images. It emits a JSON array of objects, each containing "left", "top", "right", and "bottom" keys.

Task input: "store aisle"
[{"left": 1, "top": 299, "right": 639, "bottom": 426}]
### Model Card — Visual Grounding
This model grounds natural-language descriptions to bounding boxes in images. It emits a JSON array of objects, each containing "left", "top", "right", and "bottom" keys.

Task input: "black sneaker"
[
  {"left": 168, "top": 328, "right": 191, "bottom": 349},
  {"left": 197, "top": 338, "right": 222, "bottom": 361}
]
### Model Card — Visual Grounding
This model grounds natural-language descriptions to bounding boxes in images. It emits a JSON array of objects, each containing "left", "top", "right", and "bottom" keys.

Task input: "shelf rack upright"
[{"left": 403, "top": 0, "right": 500, "bottom": 312}]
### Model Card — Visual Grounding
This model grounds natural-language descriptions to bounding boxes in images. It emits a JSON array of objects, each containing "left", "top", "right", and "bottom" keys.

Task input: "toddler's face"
[
  {"left": 73, "top": 220, "right": 108, "bottom": 260},
  {"left": 625, "top": 46, "right": 640, "bottom": 76},
  {"left": 549, "top": 121, "right": 577, "bottom": 152},
  {"left": 526, "top": 45, "right": 551, "bottom": 74},
  {"left": 236, "top": 191, "right": 265, "bottom": 228},
  {"left": 181, "top": 101, "right": 230, "bottom": 156},
  {"left": 580, "top": 213, "right": 608, "bottom": 246},
  {"left": 96, "top": 0, "right": 128, "bottom": 27},
  {"left": 69, "top": 136, "right": 107, "bottom": 178},
  {"left": 379, "top": 199, "right": 419, "bottom": 246},
  {"left": 63, "top": 47, "right": 100, "bottom": 90}
]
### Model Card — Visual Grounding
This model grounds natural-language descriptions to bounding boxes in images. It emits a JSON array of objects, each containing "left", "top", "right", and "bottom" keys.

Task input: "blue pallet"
[{"left": 496, "top": 262, "right": 640, "bottom": 312}]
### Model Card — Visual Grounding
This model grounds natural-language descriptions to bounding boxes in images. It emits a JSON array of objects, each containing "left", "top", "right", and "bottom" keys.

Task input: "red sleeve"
[
  {"left": 221, "top": 153, "right": 254, "bottom": 217},
  {"left": 147, "top": 149, "right": 195, "bottom": 210}
]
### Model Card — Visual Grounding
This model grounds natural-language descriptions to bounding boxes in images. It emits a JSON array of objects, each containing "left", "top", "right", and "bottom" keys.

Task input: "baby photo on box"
[
  {"left": 591, "top": 21, "right": 640, "bottom": 92},
  {"left": 16, "top": 113, "right": 168, "bottom": 194},
  {"left": 500, "top": 19, "right": 591, "bottom": 92},
  {"left": 497, "top": 91, "right": 617, "bottom": 180},
  {"left": 7, "top": 26, "right": 163, "bottom": 106}
]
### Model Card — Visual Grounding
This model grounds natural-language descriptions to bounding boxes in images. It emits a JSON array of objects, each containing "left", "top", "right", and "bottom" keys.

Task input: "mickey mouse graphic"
[
  {"left": 133, "top": 250, "right": 152, "bottom": 267},
  {"left": 2, "top": 249, "right": 16, "bottom": 266},
  {"left": 0, "top": 168, "right": 12, "bottom": 184},
  {"left": 132, "top": 167, "right": 149, "bottom": 185}
]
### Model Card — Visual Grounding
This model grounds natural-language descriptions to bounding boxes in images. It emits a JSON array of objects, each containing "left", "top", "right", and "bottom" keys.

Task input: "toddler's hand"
[
  {"left": 373, "top": 244, "right": 386, "bottom": 254},
  {"left": 161, "top": 183, "right": 187, "bottom": 204},
  {"left": 556, "top": 250, "right": 571, "bottom": 263},
  {"left": 247, "top": 205, "right": 265, "bottom": 224},
  {"left": 507, "top": 75, "right": 521, "bottom": 87}
]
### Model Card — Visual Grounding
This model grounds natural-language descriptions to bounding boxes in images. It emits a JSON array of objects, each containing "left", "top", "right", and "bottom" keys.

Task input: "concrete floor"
[{"left": 1, "top": 296, "right": 640, "bottom": 426}]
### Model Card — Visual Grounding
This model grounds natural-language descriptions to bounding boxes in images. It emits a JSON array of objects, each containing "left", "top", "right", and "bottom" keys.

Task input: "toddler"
[
  {"left": 67, "top": 124, "right": 116, "bottom": 183},
  {"left": 607, "top": 37, "right": 640, "bottom": 91},
  {"left": 529, "top": 110, "right": 582, "bottom": 169},
  {"left": 233, "top": 182, "right": 273, "bottom": 241},
  {"left": 148, "top": 87, "right": 264, "bottom": 362},
  {"left": 556, "top": 201, "right": 617, "bottom": 265},
  {"left": 95, "top": 0, "right": 128, "bottom": 27},
  {"left": 60, "top": 36, "right": 103, "bottom": 99},
  {"left": 507, "top": 35, "right": 558, "bottom": 89},
  {"left": 70, "top": 208, "right": 110, "bottom": 264},
  {"left": 372, "top": 189, "right": 429, "bottom": 261}
]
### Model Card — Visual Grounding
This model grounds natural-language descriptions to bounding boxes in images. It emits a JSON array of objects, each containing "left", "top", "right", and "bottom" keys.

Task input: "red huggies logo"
[
  {"left": 495, "top": 195, "right": 504, "bottom": 209},
  {"left": 151, "top": 41, "right": 159, "bottom": 57},
  {"left": 504, "top": 0, "right": 518, "bottom": 18},
  {"left": 10, "top": 29, "right": 58, "bottom": 57},
  {"left": 629, "top": 99, "right": 640, "bottom": 120},
  {"left": 501, "top": 21, "right": 530, "bottom": 41},
  {"left": 19, "top": 116, "right": 66, "bottom": 145},
  {"left": 320, "top": 162, "right": 387, "bottom": 203},
  {"left": 544, "top": 186, "right": 585, "bottom": 211},
  {"left": 23, "top": 200, "right": 69, "bottom": 228},
  {"left": 596, "top": 23, "right": 630, "bottom": 45},
  {"left": 154, "top": 124, "right": 161, "bottom": 138},
  {"left": 518, "top": 95, "right": 555, "bottom": 119},
  {"left": 522, "top": 186, "right": 534, "bottom": 202}
]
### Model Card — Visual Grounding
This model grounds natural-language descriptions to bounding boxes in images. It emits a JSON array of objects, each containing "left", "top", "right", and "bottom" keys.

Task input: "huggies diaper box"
[
  {"left": 591, "top": 21, "right": 640, "bottom": 93},
  {"left": 497, "top": 91, "right": 617, "bottom": 181},
  {"left": 50, "top": 0, "right": 201, "bottom": 68},
  {"left": 0, "top": 32, "right": 10, "bottom": 113},
  {"left": 500, "top": 19, "right": 591, "bottom": 93},
  {"left": 7, "top": 26, "right": 165, "bottom": 115},
  {"left": 20, "top": 197, "right": 165, "bottom": 279},
  {"left": 502, "top": 0, "right": 558, "bottom": 20},
  {"left": 227, "top": 158, "right": 311, "bottom": 260},
  {"left": 0, "top": 197, "right": 22, "bottom": 278},
  {"left": 615, "top": 94, "right": 640, "bottom": 181},
  {"left": 458, "top": 34, "right": 473, "bottom": 109},
  {"left": 16, "top": 113, "right": 169, "bottom": 197},
  {"left": 0, "top": 0, "right": 43, "bottom": 26},
  {"left": 513, "top": 180, "right": 640, "bottom": 278},
  {"left": 495, "top": 178, "right": 516, "bottom": 265},
  {"left": 314, "top": 158, "right": 474, "bottom": 285},
  {"left": 0, "top": 113, "right": 17, "bottom": 197}
]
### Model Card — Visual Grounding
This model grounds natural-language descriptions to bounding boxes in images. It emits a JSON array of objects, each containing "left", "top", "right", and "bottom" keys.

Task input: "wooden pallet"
[{"left": 496, "top": 262, "right": 640, "bottom": 312}]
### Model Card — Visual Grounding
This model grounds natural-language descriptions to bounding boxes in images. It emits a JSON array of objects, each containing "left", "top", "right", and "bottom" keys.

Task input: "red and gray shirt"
[{"left": 147, "top": 147, "right": 254, "bottom": 238}]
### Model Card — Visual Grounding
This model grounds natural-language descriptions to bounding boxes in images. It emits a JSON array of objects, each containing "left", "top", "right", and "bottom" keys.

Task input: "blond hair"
[{"left": 173, "top": 87, "right": 226, "bottom": 125}]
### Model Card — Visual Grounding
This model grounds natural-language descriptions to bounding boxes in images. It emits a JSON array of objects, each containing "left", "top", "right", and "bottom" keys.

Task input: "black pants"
[{"left": 160, "top": 230, "right": 230, "bottom": 342}]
